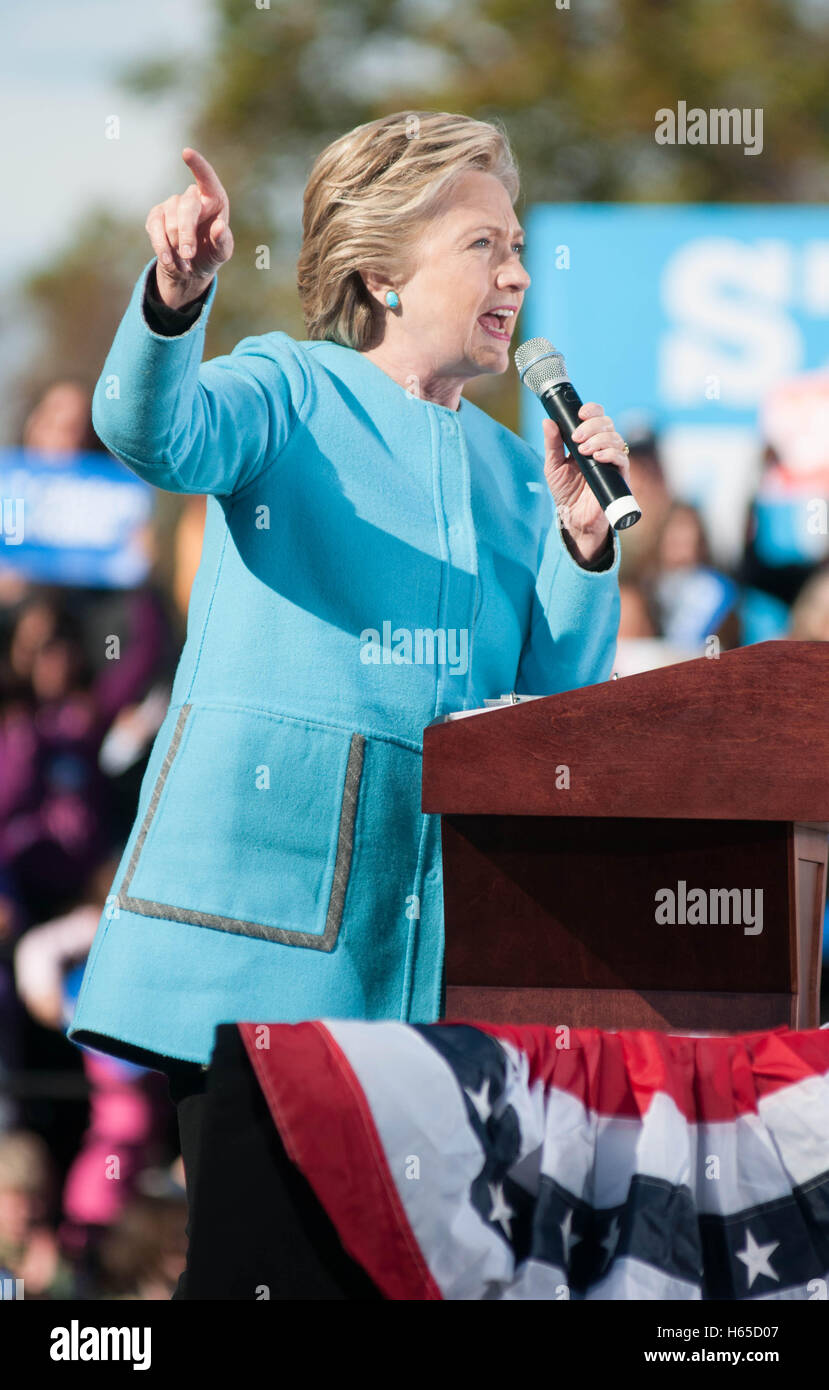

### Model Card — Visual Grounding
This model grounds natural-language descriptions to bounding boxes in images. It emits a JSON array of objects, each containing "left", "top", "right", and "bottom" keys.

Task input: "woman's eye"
[{"left": 472, "top": 238, "right": 526, "bottom": 255}]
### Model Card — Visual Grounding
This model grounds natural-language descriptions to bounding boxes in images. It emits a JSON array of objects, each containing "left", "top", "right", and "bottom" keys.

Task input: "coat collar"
[{"left": 300, "top": 339, "right": 466, "bottom": 416}]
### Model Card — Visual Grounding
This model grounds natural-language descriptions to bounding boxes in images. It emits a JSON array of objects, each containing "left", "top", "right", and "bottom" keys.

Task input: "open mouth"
[{"left": 477, "top": 312, "right": 513, "bottom": 341}]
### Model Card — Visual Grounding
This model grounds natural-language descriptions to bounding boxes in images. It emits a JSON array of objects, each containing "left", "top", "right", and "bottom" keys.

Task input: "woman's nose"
[{"left": 498, "top": 258, "right": 530, "bottom": 291}]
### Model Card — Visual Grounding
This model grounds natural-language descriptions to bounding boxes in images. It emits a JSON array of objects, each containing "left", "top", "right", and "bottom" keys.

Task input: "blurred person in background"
[
  {"left": 2, "top": 375, "right": 181, "bottom": 697},
  {"left": 0, "top": 597, "right": 120, "bottom": 920},
  {"left": 613, "top": 579, "right": 700, "bottom": 677},
  {"left": 0, "top": 1129, "right": 75, "bottom": 1297},
  {"left": 95, "top": 1191, "right": 187, "bottom": 1300},
  {"left": 3, "top": 587, "right": 61, "bottom": 682},
  {"left": 617, "top": 582, "right": 658, "bottom": 642},
  {"left": 642, "top": 501, "right": 739, "bottom": 652},
  {"left": 14, "top": 854, "right": 171, "bottom": 1279},
  {"left": 737, "top": 443, "right": 815, "bottom": 643},
  {"left": 0, "top": 382, "right": 180, "bottom": 1233},
  {"left": 613, "top": 500, "right": 738, "bottom": 677},
  {"left": 0, "top": 586, "right": 174, "bottom": 921},
  {"left": 21, "top": 378, "right": 101, "bottom": 458},
  {"left": 0, "top": 380, "right": 102, "bottom": 616},
  {"left": 738, "top": 372, "right": 829, "bottom": 643}
]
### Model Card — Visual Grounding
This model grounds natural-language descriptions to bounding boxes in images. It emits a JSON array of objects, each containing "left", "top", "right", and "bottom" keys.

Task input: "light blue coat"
[{"left": 69, "top": 258, "right": 621, "bottom": 1068}]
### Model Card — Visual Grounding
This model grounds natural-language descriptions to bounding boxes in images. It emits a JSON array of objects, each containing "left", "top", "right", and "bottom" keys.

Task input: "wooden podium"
[{"left": 421, "top": 641, "right": 828, "bottom": 1032}]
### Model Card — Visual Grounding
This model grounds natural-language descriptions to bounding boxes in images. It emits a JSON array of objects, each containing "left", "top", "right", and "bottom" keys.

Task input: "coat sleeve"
[
  {"left": 91, "top": 258, "right": 309, "bottom": 497},
  {"left": 515, "top": 505, "right": 621, "bottom": 695}
]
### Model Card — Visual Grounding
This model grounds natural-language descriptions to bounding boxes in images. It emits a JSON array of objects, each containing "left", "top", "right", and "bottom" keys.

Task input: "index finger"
[
  {"left": 578, "top": 402, "right": 605, "bottom": 419},
  {"left": 182, "top": 147, "right": 226, "bottom": 203}
]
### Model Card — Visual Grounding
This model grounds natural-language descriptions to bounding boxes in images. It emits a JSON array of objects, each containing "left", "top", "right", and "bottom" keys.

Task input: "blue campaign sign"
[
  {"left": 518, "top": 206, "right": 829, "bottom": 563},
  {"left": 0, "top": 448, "right": 154, "bottom": 587}
]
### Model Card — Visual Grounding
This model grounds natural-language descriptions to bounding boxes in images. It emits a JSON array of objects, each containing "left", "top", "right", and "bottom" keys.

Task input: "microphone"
[{"left": 514, "top": 337, "right": 642, "bottom": 530}]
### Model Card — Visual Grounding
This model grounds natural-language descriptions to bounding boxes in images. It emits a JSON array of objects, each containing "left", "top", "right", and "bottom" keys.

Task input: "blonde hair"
[{"left": 297, "top": 110, "right": 521, "bottom": 351}]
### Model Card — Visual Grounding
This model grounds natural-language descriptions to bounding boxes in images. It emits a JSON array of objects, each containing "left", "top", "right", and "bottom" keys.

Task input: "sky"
[
  {"left": 0, "top": 0, "right": 214, "bottom": 288},
  {"left": 0, "top": 0, "right": 218, "bottom": 435}
]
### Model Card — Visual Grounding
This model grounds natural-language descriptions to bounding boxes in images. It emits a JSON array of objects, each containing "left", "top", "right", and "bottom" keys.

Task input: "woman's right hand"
[{"left": 145, "top": 148, "right": 234, "bottom": 309}]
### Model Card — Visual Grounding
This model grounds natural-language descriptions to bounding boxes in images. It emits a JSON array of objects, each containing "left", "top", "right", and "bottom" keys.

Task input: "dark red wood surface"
[
  {"left": 444, "top": 987, "right": 796, "bottom": 1032},
  {"left": 422, "top": 641, "right": 829, "bottom": 820},
  {"left": 440, "top": 815, "right": 792, "bottom": 994}
]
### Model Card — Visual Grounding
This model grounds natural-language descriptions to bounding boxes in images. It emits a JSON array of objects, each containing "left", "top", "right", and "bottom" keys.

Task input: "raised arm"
[{"left": 92, "top": 149, "right": 307, "bottom": 497}]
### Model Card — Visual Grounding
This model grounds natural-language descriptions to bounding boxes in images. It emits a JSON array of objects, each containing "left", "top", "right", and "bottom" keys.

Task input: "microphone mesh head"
[{"left": 514, "top": 337, "right": 570, "bottom": 395}]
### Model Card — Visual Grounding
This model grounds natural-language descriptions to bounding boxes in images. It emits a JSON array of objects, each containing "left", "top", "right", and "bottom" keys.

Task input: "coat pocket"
[{"left": 117, "top": 702, "right": 365, "bottom": 950}]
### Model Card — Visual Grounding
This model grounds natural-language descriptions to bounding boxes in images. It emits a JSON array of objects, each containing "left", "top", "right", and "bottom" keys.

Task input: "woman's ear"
[{"left": 358, "top": 269, "right": 387, "bottom": 308}]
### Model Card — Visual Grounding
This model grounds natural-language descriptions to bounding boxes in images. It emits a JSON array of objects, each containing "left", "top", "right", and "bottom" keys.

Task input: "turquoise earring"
[{"left": 385, "top": 289, "right": 400, "bottom": 308}]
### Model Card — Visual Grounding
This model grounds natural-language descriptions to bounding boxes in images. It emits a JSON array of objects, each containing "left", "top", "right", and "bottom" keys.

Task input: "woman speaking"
[{"left": 69, "top": 109, "right": 626, "bottom": 1240}]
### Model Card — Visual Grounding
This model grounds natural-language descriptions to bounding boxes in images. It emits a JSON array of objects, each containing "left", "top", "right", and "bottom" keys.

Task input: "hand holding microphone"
[{"left": 515, "top": 338, "right": 641, "bottom": 540}]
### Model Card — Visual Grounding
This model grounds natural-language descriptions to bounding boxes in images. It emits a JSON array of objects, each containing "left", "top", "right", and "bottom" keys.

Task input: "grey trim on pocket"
[{"left": 117, "top": 702, "right": 365, "bottom": 951}]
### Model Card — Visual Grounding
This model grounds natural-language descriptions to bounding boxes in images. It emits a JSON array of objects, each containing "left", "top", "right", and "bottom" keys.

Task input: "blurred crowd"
[
  {"left": 614, "top": 412, "right": 829, "bottom": 671},
  {"left": 0, "top": 379, "right": 206, "bottom": 1298},
  {"left": 1, "top": 375, "right": 828, "bottom": 1298}
]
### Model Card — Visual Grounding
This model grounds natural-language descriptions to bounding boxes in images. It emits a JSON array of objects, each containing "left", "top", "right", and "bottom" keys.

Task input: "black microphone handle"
[{"left": 540, "top": 380, "right": 641, "bottom": 529}]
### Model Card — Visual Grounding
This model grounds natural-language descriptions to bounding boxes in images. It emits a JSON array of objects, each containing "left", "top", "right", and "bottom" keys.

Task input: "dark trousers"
[{"left": 165, "top": 1028, "right": 381, "bottom": 1300}]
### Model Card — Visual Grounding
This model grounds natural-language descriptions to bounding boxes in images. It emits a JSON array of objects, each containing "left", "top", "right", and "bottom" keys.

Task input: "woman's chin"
[
  {"left": 469, "top": 337, "right": 510, "bottom": 371},
  {"left": 474, "top": 349, "right": 510, "bottom": 375}
]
